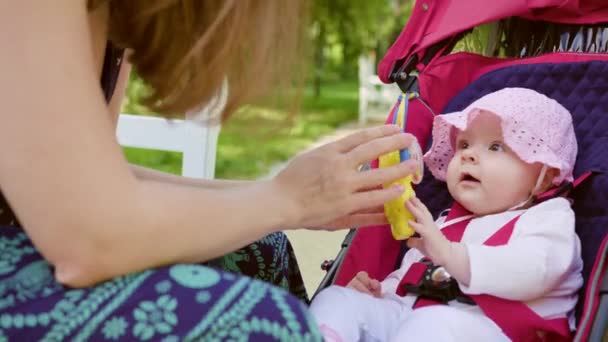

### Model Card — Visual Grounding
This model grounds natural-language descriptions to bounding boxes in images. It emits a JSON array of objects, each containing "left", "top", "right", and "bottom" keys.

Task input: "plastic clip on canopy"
[{"left": 378, "top": 93, "right": 424, "bottom": 240}]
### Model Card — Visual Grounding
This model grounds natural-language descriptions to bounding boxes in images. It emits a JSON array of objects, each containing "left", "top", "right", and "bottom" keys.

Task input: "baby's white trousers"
[{"left": 310, "top": 285, "right": 510, "bottom": 342}]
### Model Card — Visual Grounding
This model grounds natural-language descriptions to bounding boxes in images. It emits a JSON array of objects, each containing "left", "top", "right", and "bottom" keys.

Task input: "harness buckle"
[{"left": 402, "top": 259, "right": 475, "bottom": 305}]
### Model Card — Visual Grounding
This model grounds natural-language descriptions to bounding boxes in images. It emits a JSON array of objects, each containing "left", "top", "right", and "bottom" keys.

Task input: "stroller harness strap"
[{"left": 397, "top": 200, "right": 571, "bottom": 341}]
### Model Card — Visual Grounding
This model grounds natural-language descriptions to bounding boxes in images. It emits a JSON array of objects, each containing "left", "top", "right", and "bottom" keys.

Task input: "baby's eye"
[
  {"left": 457, "top": 140, "right": 469, "bottom": 149},
  {"left": 489, "top": 142, "right": 504, "bottom": 152}
]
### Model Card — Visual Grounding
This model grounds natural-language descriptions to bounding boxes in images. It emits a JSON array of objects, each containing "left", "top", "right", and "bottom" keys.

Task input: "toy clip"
[{"left": 378, "top": 93, "right": 424, "bottom": 240}]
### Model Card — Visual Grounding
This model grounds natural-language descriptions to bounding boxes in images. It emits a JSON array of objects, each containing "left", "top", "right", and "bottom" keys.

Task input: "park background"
[{"left": 120, "top": 0, "right": 488, "bottom": 293}]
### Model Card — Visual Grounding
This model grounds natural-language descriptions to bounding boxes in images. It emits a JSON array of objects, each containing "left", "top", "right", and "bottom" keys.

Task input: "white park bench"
[
  {"left": 116, "top": 83, "right": 227, "bottom": 179},
  {"left": 116, "top": 114, "right": 220, "bottom": 179},
  {"left": 358, "top": 55, "right": 401, "bottom": 124}
]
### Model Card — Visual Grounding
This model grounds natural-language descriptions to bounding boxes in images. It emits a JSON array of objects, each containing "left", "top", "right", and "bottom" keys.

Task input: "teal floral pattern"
[
  {"left": 195, "top": 291, "right": 211, "bottom": 304},
  {"left": 0, "top": 222, "right": 320, "bottom": 341},
  {"left": 132, "top": 295, "right": 178, "bottom": 340},
  {"left": 169, "top": 265, "right": 220, "bottom": 289},
  {"left": 102, "top": 317, "right": 128, "bottom": 340},
  {"left": 154, "top": 281, "right": 172, "bottom": 294},
  {"left": 0, "top": 234, "right": 35, "bottom": 275},
  {"left": 208, "top": 232, "right": 309, "bottom": 302}
]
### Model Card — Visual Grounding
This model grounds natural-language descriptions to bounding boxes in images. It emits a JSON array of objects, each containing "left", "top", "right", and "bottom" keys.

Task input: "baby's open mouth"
[{"left": 460, "top": 173, "right": 480, "bottom": 183}]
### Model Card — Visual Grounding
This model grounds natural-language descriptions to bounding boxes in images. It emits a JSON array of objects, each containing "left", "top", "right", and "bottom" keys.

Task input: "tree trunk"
[{"left": 314, "top": 21, "right": 325, "bottom": 98}]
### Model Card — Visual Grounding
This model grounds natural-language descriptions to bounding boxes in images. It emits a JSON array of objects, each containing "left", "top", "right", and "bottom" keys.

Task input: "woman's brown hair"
[{"left": 90, "top": 0, "right": 307, "bottom": 121}]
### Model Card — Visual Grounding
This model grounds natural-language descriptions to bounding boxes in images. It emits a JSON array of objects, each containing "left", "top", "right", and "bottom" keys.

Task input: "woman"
[{"left": 0, "top": 1, "right": 416, "bottom": 340}]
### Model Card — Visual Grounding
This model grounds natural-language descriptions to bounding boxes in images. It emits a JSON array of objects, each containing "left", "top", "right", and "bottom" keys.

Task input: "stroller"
[{"left": 316, "top": 1, "right": 608, "bottom": 341}]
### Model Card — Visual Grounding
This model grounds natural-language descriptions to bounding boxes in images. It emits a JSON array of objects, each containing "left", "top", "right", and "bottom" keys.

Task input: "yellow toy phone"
[{"left": 378, "top": 93, "right": 424, "bottom": 240}]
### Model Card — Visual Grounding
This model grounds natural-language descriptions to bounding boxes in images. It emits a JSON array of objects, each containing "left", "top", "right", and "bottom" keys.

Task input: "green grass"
[
  {"left": 123, "top": 79, "right": 359, "bottom": 179},
  {"left": 122, "top": 148, "right": 183, "bottom": 175}
]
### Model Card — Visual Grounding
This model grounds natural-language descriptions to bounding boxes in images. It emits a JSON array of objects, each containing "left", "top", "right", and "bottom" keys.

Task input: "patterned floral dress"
[{"left": 0, "top": 43, "right": 321, "bottom": 341}]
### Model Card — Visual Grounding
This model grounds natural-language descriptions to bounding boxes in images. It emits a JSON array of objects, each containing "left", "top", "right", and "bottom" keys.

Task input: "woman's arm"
[
  {"left": 0, "top": 0, "right": 415, "bottom": 288},
  {"left": 130, "top": 164, "right": 251, "bottom": 188}
]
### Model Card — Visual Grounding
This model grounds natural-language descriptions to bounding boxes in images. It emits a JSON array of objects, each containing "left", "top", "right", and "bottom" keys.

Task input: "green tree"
[{"left": 310, "top": 0, "right": 414, "bottom": 96}]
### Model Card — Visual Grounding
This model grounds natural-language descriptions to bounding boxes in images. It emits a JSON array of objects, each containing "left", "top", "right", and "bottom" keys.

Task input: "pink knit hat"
[{"left": 423, "top": 88, "right": 577, "bottom": 185}]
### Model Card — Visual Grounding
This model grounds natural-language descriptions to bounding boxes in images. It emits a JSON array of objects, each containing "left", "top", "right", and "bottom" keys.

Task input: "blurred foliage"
[
  {"left": 216, "top": 80, "right": 359, "bottom": 179},
  {"left": 122, "top": 72, "right": 155, "bottom": 116},
  {"left": 123, "top": 80, "right": 360, "bottom": 179},
  {"left": 121, "top": 1, "right": 420, "bottom": 178},
  {"left": 452, "top": 23, "right": 495, "bottom": 55},
  {"left": 309, "top": 0, "right": 414, "bottom": 92}
]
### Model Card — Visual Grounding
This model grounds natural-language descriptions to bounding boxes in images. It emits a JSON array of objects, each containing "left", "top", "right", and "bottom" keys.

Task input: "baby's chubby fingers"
[
  {"left": 349, "top": 281, "right": 372, "bottom": 295},
  {"left": 356, "top": 271, "right": 381, "bottom": 292},
  {"left": 407, "top": 218, "right": 429, "bottom": 237},
  {"left": 368, "top": 278, "right": 382, "bottom": 297},
  {"left": 411, "top": 196, "right": 433, "bottom": 218},
  {"left": 347, "top": 271, "right": 380, "bottom": 296},
  {"left": 407, "top": 196, "right": 434, "bottom": 225},
  {"left": 354, "top": 271, "right": 373, "bottom": 285},
  {"left": 405, "top": 199, "right": 423, "bottom": 221}
]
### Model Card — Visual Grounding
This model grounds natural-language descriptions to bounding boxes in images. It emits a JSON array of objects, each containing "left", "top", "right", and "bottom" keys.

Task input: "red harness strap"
[{"left": 396, "top": 201, "right": 571, "bottom": 342}]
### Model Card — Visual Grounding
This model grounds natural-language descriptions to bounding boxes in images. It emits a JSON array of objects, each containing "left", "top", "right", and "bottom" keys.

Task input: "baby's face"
[{"left": 445, "top": 111, "right": 543, "bottom": 215}]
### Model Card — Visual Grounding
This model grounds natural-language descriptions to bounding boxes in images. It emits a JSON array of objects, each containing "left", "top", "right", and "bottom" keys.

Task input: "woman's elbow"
[
  {"left": 51, "top": 243, "right": 118, "bottom": 288},
  {"left": 54, "top": 259, "right": 103, "bottom": 288},
  {"left": 41, "top": 226, "right": 121, "bottom": 288}
]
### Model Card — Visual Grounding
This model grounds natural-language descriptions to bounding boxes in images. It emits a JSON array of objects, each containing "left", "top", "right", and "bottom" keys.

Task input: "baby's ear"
[{"left": 539, "top": 167, "right": 560, "bottom": 193}]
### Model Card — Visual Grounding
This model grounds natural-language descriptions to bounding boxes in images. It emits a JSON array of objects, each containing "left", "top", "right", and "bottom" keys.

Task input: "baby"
[{"left": 310, "top": 88, "right": 583, "bottom": 341}]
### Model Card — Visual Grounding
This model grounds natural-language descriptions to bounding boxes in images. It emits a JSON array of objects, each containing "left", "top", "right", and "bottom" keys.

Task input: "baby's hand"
[
  {"left": 347, "top": 271, "right": 382, "bottom": 297},
  {"left": 405, "top": 196, "right": 452, "bottom": 266}
]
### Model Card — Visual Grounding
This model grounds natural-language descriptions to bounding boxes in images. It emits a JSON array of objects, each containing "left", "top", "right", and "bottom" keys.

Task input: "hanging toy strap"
[
  {"left": 393, "top": 92, "right": 423, "bottom": 183},
  {"left": 379, "top": 92, "right": 424, "bottom": 240}
]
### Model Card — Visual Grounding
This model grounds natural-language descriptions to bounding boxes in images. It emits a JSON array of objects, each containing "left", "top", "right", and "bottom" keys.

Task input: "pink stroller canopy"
[{"left": 379, "top": 0, "right": 608, "bottom": 82}]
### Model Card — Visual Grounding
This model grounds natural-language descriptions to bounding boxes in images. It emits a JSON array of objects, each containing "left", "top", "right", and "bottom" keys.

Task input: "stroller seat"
[
  {"left": 316, "top": 2, "right": 608, "bottom": 339},
  {"left": 322, "top": 58, "right": 608, "bottom": 342},
  {"left": 415, "top": 60, "right": 608, "bottom": 341}
]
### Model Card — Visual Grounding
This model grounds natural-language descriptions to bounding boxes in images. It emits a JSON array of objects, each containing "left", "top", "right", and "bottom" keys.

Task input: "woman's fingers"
[
  {"left": 333, "top": 125, "right": 402, "bottom": 153},
  {"left": 346, "top": 133, "right": 414, "bottom": 167},
  {"left": 275, "top": 124, "right": 419, "bottom": 230},
  {"left": 353, "top": 160, "right": 417, "bottom": 190},
  {"left": 352, "top": 205, "right": 384, "bottom": 215},
  {"left": 348, "top": 186, "right": 407, "bottom": 215}
]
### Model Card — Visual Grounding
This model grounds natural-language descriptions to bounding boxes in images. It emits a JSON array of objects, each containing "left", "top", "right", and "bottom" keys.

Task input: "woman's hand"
[
  {"left": 347, "top": 271, "right": 382, "bottom": 297},
  {"left": 274, "top": 125, "right": 417, "bottom": 230}
]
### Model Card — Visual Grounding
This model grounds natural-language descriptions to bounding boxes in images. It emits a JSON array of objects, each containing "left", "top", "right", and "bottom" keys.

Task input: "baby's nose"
[{"left": 461, "top": 149, "right": 478, "bottom": 163}]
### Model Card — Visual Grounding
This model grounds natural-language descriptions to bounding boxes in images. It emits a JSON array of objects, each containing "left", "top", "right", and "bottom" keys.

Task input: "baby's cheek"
[
  {"left": 445, "top": 163, "right": 460, "bottom": 186},
  {"left": 445, "top": 175, "right": 459, "bottom": 198}
]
